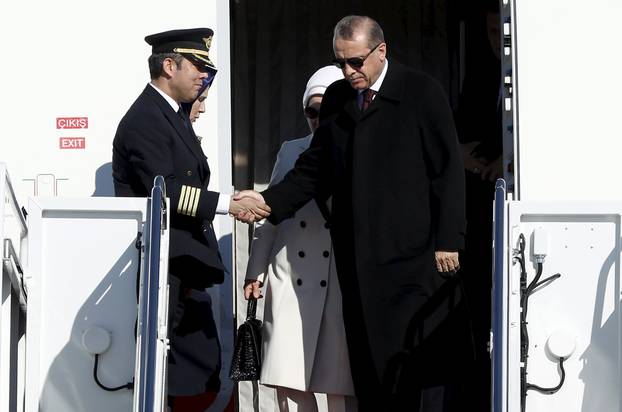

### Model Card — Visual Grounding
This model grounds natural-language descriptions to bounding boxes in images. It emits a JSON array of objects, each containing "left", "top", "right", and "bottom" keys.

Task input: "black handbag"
[{"left": 229, "top": 297, "right": 262, "bottom": 381}]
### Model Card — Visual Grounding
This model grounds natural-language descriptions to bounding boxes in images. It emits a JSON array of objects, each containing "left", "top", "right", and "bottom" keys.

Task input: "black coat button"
[
  {"left": 298, "top": 251, "right": 305, "bottom": 258},
  {"left": 320, "top": 280, "right": 327, "bottom": 287},
  {"left": 300, "top": 221, "right": 306, "bottom": 228},
  {"left": 297, "top": 279, "right": 303, "bottom": 286},
  {"left": 322, "top": 250, "right": 330, "bottom": 258},
  {"left": 186, "top": 170, "right": 193, "bottom": 176}
]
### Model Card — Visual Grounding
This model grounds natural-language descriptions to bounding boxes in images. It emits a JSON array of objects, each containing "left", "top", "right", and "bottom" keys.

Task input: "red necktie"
[{"left": 362, "top": 89, "right": 376, "bottom": 111}]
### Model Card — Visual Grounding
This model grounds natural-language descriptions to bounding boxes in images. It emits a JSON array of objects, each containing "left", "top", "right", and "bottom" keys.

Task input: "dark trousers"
[
  {"left": 167, "top": 274, "right": 221, "bottom": 397},
  {"left": 352, "top": 280, "right": 472, "bottom": 412},
  {"left": 356, "top": 377, "right": 465, "bottom": 412},
  {"left": 394, "top": 383, "right": 463, "bottom": 412}
]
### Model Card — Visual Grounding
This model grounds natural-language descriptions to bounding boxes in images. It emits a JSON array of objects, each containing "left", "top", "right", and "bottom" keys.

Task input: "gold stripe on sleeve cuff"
[
  {"left": 190, "top": 188, "right": 201, "bottom": 217},
  {"left": 178, "top": 185, "right": 203, "bottom": 217},
  {"left": 178, "top": 185, "right": 188, "bottom": 214},
  {"left": 186, "top": 187, "right": 198, "bottom": 215},
  {"left": 184, "top": 187, "right": 195, "bottom": 215}
]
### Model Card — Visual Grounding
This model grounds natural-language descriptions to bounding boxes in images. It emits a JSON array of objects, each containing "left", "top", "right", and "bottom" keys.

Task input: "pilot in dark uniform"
[{"left": 112, "top": 28, "right": 267, "bottom": 409}]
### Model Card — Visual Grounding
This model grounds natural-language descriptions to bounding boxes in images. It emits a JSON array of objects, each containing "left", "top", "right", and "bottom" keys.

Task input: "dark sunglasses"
[
  {"left": 332, "top": 43, "right": 381, "bottom": 69},
  {"left": 304, "top": 106, "right": 320, "bottom": 119}
]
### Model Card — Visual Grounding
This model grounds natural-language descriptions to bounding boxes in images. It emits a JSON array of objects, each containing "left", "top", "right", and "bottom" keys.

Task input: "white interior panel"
[{"left": 512, "top": 0, "right": 622, "bottom": 200}]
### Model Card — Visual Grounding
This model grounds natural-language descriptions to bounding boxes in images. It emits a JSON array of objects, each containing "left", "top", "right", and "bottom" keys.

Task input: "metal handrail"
[
  {"left": 135, "top": 175, "right": 166, "bottom": 412},
  {"left": 3, "top": 238, "right": 27, "bottom": 308},
  {"left": 492, "top": 178, "right": 507, "bottom": 412},
  {"left": 3, "top": 167, "right": 27, "bottom": 238}
]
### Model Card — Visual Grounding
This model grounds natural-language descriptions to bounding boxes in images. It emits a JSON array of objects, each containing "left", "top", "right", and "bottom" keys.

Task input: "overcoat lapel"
[
  {"left": 376, "top": 62, "right": 404, "bottom": 103},
  {"left": 342, "top": 90, "right": 362, "bottom": 123},
  {"left": 360, "top": 63, "right": 403, "bottom": 121}
]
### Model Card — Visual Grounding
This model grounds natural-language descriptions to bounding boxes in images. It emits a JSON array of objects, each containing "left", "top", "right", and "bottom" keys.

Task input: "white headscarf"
[{"left": 302, "top": 65, "right": 344, "bottom": 109}]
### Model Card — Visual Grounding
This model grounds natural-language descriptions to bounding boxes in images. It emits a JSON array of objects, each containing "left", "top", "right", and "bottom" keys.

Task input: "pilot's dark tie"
[
  {"left": 177, "top": 108, "right": 190, "bottom": 130},
  {"left": 361, "top": 88, "right": 376, "bottom": 111}
]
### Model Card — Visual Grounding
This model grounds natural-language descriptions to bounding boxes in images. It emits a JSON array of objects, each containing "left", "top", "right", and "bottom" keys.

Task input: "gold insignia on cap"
[
  {"left": 203, "top": 36, "right": 212, "bottom": 51},
  {"left": 173, "top": 47, "right": 216, "bottom": 69},
  {"left": 191, "top": 54, "right": 215, "bottom": 67},
  {"left": 173, "top": 47, "right": 211, "bottom": 57}
]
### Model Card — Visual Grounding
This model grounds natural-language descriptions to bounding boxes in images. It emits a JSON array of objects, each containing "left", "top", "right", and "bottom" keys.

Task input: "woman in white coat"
[{"left": 244, "top": 66, "right": 356, "bottom": 412}]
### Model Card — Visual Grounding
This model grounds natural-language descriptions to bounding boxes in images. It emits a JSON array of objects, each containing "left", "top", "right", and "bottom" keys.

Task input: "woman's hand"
[{"left": 243, "top": 279, "right": 263, "bottom": 299}]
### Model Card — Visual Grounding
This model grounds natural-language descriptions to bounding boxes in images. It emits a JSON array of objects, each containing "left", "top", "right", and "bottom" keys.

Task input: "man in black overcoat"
[
  {"left": 239, "top": 15, "right": 470, "bottom": 411},
  {"left": 112, "top": 28, "right": 269, "bottom": 409}
]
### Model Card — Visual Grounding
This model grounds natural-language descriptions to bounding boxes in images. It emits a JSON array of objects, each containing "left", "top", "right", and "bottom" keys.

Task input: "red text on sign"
[
  {"left": 56, "top": 117, "right": 88, "bottom": 129},
  {"left": 59, "top": 137, "right": 86, "bottom": 149}
]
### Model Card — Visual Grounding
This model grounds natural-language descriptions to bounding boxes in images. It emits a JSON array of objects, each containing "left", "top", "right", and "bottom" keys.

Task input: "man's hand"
[
  {"left": 460, "top": 141, "right": 487, "bottom": 175},
  {"left": 232, "top": 190, "right": 270, "bottom": 223},
  {"left": 243, "top": 279, "right": 263, "bottom": 299},
  {"left": 480, "top": 155, "right": 503, "bottom": 182},
  {"left": 229, "top": 192, "right": 271, "bottom": 223},
  {"left": 234, "top": 190, "right": 265, "bottom": 202},
  {"left": 435, "top": 250, "right": 460, "bottom": 273}
]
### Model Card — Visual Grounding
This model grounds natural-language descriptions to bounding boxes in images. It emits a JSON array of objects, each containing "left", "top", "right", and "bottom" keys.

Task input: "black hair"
[{"left": 147, "top": 53, "right": 184, "bottom": 79}]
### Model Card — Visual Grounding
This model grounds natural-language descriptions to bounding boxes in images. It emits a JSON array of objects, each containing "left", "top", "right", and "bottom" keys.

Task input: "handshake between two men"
[{"left": 228, "top": 190, "right": 271, "bottom": 223}]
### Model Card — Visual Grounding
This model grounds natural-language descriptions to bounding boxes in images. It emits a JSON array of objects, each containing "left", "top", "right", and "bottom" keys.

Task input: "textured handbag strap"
[
  {"left": 247, "top": 297, "right": 257, "bottom": 320},
  {"left": 248, "top": 320, "right": 261, "bottom": 358}
]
